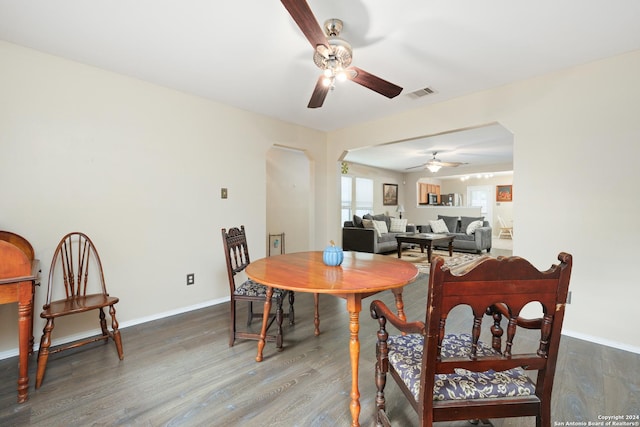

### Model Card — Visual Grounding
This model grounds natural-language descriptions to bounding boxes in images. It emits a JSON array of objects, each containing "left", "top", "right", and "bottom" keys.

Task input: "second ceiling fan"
[
  {"left": 281, "top": 0, "right": 403, "bottom": 108},
  {"left": 407, "top": 152, "right": 468, "bottom": 173}
]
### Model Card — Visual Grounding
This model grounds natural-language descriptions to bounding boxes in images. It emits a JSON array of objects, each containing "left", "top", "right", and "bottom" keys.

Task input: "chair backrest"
[
  {"left": 45, "top": 232, "right": 108, "bottom": 306},
  {"left": 498, "top": 216, "right": 510, "bottom": 228},
  {"left": 221, "top": 226, "right": 250, "bottom": 292},
  {"left": 422, "top": 253, "right": 572, "bottom": 421}
]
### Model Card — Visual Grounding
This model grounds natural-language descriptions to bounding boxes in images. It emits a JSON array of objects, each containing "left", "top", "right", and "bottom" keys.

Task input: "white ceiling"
[
  {"left": 1, "top": 1, "right": 639, "bottom": 172},
  {"left": 342, "top": 122, "right": 514, "bottom": 174}
]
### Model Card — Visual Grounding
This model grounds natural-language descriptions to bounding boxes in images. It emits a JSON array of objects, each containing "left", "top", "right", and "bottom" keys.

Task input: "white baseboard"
[
  {"left": 562, "top": 328, "right": 640, "bottom": 355},
  {"left": 0, "top": 296, "right": 230, "bottom": 361}
]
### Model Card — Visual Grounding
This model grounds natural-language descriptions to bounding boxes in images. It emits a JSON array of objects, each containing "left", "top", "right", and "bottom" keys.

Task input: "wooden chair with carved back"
[
  {"left": 370, "top": 252, "right": 573, "bottom": 427},
  {"left": 222, "top": 225, "right": 320, "bottom": 350},
  {"left": 36, "top": 232, "right": 124, "bottom": 389}
]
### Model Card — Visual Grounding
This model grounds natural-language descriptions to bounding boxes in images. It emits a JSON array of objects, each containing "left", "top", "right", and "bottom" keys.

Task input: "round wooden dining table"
[{"left": 246, "top": 250, "right": 419, "bottom": 427}]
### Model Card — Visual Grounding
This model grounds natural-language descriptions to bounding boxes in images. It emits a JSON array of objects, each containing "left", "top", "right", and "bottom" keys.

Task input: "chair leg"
[
  {"left": 313, "top": 293, "right": 320, "bottom": 336},
  {"left": 377, "top": 408, "right": 391, "bottom": 427},
  {"left": 35, "top": 318, "right": 54, "bottom": 389},
  {"left": 288, "top": 291, "right": 295, "bottom": 325},
  {"left": 375, "top": 329, "right": 389, "bottom": 418},
  {"left": 247, "top": 301, "right": 253, "bottom": 326},
  {"left": 539, "top": 398, "right": 551, "bottom": 427},
  {"left": 374, "top": 361, "right": 387, "bottom": 415},
  {"left": 109, "top": 305, "right": 124, "bottom": 360},
  {"left": 99, "top": 307, "right": 109, "bottom": 337},
  {"left": 275, "top": 297, "right": 284, "bottom": 351},
  {"left": 229, "top": 299, "right": 236, "bottom": 347}
]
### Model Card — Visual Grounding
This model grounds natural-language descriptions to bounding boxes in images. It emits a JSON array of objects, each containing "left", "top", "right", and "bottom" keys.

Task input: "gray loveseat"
[
  {"left": 420, "top": 215, "right": 492, "bottom": 254},
  {"left": 342, "top": 214, "right": 416, "bottom": 254}
]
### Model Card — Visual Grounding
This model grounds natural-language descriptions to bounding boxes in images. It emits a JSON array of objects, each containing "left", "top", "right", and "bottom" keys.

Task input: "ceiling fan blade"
[
  {"left": 281, "top": 0, "right": 329, "bottom": 51},
  {"left": 405, "top": 164, "right": 427, "bottom": 170},
  {"left": 348, "top": 66, "right": 403, "bottom": 98},
  {"left": 308, "top": 76, "right": 330, "bottom": 108},
  {"left": 439, "top": 161, "right": 467, "bottom": 167}
]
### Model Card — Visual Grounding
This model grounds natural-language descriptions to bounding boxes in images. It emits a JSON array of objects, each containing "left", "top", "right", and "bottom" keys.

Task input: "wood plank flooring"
[{"left": 1, "top": 253, "right": 638, "bottom": 426}]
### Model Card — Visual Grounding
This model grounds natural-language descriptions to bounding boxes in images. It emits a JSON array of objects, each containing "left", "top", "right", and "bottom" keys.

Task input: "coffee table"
[{"left": 396, "top": 233, "right": 455, "bottom": 260}]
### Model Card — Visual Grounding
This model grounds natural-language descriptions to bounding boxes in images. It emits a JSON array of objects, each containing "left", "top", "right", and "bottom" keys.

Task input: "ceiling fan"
[
  {"left": 281, "top": 0, "right": 403, "bottom": 108},
  {"left": 406, "top": 152, "right": 468, "bottom": 173}
]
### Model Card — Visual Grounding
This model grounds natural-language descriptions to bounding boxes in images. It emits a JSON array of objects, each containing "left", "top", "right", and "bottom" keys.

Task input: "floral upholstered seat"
[
  {"left": 387, "top": 333, "right": 535, "bottom": 402},
  {"left": 234, "top": 278, "right": 287, "bottom": 298}
]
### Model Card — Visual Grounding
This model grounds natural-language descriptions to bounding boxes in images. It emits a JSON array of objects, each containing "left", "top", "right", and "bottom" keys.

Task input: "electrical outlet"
[
  {"left": 187, "top": 273, "right": 195, "bottom": 286},
  {"left": 221, "top": 188, "right": 228, "bottom": 199}
]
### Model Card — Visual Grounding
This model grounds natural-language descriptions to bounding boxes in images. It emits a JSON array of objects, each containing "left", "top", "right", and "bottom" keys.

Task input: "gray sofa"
[
  {"left": 342, "top": 214, "right": 416, "bottom": 254},
  {"left": 419, "top": 215, "right": 492, "bottom": 254}
]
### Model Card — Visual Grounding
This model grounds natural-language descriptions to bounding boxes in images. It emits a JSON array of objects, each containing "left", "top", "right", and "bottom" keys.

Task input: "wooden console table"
[{"left": 0, "top": 232, "right": 40, "bottom": 403}]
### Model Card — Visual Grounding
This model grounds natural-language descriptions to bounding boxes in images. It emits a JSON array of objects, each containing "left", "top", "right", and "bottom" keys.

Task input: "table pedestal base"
[{"left": 257, "top": 288, "right": 406, "bottom": 427}]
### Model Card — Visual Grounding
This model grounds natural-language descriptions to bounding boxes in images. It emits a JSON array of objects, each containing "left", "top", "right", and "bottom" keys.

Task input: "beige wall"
[
  {"left": 327, "top": 50, "right": 640, "bottom": 352},
  {"left": 0, "top": 41, "right": 327, "bottom": 356},
  {"left": 2, "top": 39, "right": 639, "bottom": 356}
]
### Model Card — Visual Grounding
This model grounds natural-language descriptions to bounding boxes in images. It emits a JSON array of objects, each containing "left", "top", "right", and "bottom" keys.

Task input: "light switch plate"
[{"left": 221, "top": 188, "right": 228, "bottom": 199}]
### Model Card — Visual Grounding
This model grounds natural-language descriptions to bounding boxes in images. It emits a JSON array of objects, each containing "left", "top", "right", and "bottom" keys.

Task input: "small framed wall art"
[
  {"left": 383, "top": 183, "right": 398, "bottom": 206},
  {"left": 496, "top": 185, "right": 513, "bottom": 202}
]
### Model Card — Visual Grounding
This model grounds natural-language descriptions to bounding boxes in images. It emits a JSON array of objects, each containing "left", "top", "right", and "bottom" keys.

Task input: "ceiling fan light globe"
[
  {"left": 427, "top": 164, "right": 442, "bottom": 173},
  {"left": 322, "top": 76, "right": 333, "bottom": 87},
  {"left": 336, "top": 71, "right": 348, "bottom": 82}
]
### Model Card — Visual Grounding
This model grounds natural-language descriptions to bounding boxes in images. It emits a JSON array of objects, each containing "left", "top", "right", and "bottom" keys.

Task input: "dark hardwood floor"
[{"left": 1, "top": 250, "right": 638, "bottom": 426}]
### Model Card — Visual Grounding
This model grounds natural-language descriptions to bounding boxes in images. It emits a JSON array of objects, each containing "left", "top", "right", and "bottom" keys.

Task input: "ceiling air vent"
[{"left": 408, "top": 86, "right": 437, "bottom": 99}]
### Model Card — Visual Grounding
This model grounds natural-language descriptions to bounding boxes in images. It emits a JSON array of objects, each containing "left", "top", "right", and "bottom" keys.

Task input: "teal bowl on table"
[{"left": 323, "top": 246, "right": 344, "bottom": 266}]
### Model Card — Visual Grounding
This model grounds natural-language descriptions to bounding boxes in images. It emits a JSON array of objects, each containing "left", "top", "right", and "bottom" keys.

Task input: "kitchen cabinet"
[{"left": 418, "top": 183, "right": 440, "bottom": 204}]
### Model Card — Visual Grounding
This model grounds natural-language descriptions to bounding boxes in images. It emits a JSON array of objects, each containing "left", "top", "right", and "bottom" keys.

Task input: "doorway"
[
  {"left": 266, "top": 146, "right": 312, "bottom": 254},
  {"left": 467, "top": 185, "right": 493, "bottom": 226}
]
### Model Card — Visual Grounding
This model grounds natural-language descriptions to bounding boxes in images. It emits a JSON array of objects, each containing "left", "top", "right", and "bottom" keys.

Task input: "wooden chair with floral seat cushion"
[
  {"left": 222, "top": 225, "right": 320, "bottom": 351},
  {"left": 36, "top": 232, "right": 124, "bottom": 389},
  {"left": 222, "top": 226, "right": 290, "bottom": 349},
  {"left": 370, "top": 252, "right": 573, "bottom": 427}
]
